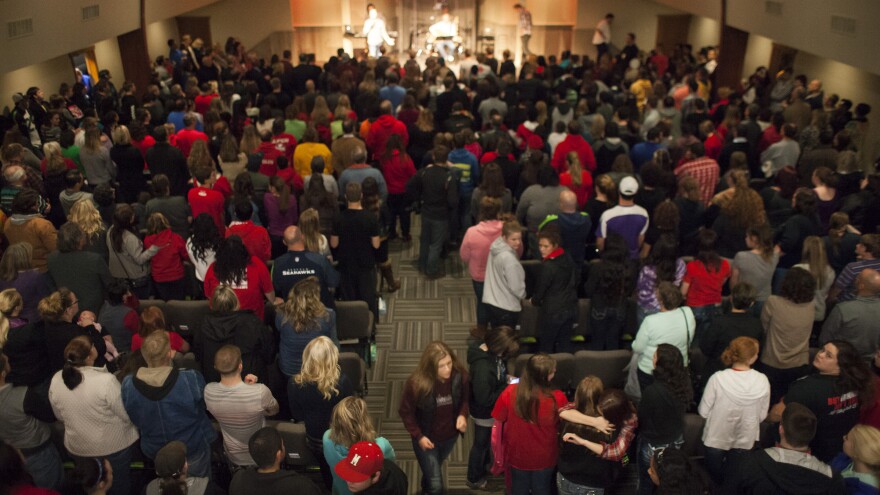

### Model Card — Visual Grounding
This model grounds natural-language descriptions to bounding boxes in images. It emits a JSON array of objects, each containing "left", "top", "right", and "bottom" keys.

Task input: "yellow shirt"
[
  {"left": 630, "top": 78, "right": 653, "bottom": 111},
  {"left": 293, "top": 142, "right": 333, "bottom": 178}
]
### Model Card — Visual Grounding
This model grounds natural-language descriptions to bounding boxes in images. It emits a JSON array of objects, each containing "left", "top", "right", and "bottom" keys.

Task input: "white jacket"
[
  {"left": 482, "top": 236, "right": 525, "bottom": 312},
  {"left": 698, "top": 368, "right": 770, "bottom": 450}
]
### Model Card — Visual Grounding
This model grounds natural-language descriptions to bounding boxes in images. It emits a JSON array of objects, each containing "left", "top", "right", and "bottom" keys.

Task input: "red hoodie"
[
  {"left": 258, "top": 141, "right": 282, "bottom": 177},
  {"left": 144, "top": 229, "right": 188, "bottom": 282},
  {"left": 381, "top": 150, "right": 416, "bottom": 195},
  {"left": 551, "top": 134, "right": 597, "bottom": 173},
  {"left": 226, "top": 221, "right": 271, "bottom": 262},
  {"left": 366, "top": 115, "right": 409, "bottom": 160}
]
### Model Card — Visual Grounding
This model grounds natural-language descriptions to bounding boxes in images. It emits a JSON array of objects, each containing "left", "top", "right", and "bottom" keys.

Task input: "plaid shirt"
[
  {"left": 675, "top": 157, "right": 719, "bottom": 205},
  {"left": 559, "top": 403, "right": 638, "bottom": 462}
]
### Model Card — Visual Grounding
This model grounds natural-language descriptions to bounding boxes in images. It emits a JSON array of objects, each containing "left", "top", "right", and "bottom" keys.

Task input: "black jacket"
[
  {"left": 194, "top": 310, "right": 275, "bottom": 383},
  {"left": 406, "top": 165, "right": 458, "bottom": 220},
  {"left": 467, "top": 341, "right": 508, "bottom": 419},
  {"left": 229, "top": 467, "right": 321, "bottom": 495},
  {"left": 776, "top": 213, "right": 821, "bottom": 268},
  {"left": 723, "top": 448, "right": 846, "bottom": 495},
  {"left": 146, "top": 142, "right": 189, "bottom": 197},
  {"left": 532, "top": 250, "right": 577, "bottom": 315},
  {"left": 362, "top": 460, "right": 409, "bottom": 495},
  {"left": 4, "top": 323, "right": 50, "bottom": 386}
]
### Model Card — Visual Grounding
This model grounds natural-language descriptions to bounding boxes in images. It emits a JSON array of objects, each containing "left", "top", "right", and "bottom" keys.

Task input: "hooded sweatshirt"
[
  {"left": 482, "top": 236, "right": 526, "bottom": 312},
  {"left": 144, "top": 228, "right": 188, "bottom": 282},
  {"left": 726, "top": 447, "right": 846, "bottom": 495},
  {"left": 366, "top": 114, "right": 409, "bottom": 160},
  {"left": 698, "top": 368, "right": 771, "bottom": 450},
  {"left": 467, "top": 340, "right": 509, "bottom": 420},
  {"left": 460, "top": 220, "right": 504, "bottom": 281},
  {"left": 4, "top": 213, "right": 57, "bottom": 272},
  {"left": 59, "top": 190, "right": 93, "bottom": 216}
]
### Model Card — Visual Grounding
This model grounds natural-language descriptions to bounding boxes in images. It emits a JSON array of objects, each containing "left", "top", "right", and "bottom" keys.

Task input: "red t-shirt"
[
  {"left": 491, "top": 384, "right": 567, "bottom": 470},
  {"left": 226, "top": 221, "right": 271, "bottom": 262},
  {"left": 174, "top": 129, "right": 208, "bottom": 158},
  {"left": 194, "top": 93, "right": 218, "bottom": 115},
  {"left": 272, "top": 132, "right": 297, "bottom": 163},
  {"left": 132, "top": 330, "right": 186, "bottom": 352},
  {"left": 144, "top": 229, "right": 188, "bottom": 282},
  {"left": 684, "top": 259, "right": 731, "bottom": 307},
  {"left": 257, "top": 141, "right": 282, "bottom": 177},
  {"left": 203, "top": 256, "right": 272, "bottom": 320},
  {"left": 188, "top": 186, "right": 225, "bottom": 233}
]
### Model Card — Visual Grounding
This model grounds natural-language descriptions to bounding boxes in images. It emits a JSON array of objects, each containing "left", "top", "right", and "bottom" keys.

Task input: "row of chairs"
[
  {"left": 511, "top": 350, "right": 634, "bottom": 391},
  {"left": 517, "top": 299, "right": 640, "bottom": 344}
]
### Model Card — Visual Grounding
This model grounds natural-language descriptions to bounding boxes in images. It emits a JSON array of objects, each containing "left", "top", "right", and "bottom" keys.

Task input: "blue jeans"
[
  {"left": 412, "top": 435, "right": 457, "bottom": 495},
  {"left": 704, "top": 446, "right": 750, "bottom": 486},
  {"left": 539, "top": 309, "right": 575, "bottom": 354},
  {"left": 25, "top": 443, "right": 64, "bottom": 490},
  {"left": 690, "top": 304, "right": 721, "bottom": 347},
  {"left": 466, "top": 423, "right": 492, "bottom": 484},
  {"left": 558, "top": 472, "right": 605, "bottom": 495},
  {"left": 511, "top": 466, "right": 555, "bottom": 495},
  {"left": 636, "top": 305, "right": 658, "bottom": 328},
  {"left": 473, "top": 280, "right": 488, "bottom": 326},
  {"left": 589, "top": 304, "right": 625, "bottom": 350},
  {"left": 419, "top": 216, "right": 449, "bottom": 277},
  {"left": 637, "top": 435, "right": 683, "bottom": 495},
  {"left": 186, "top": 446, "right": 212, "bottom": 479}
]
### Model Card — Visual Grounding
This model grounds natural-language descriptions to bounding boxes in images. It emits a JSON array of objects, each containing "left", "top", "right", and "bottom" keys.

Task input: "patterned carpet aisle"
[{"left": 366, "top": 215, "right": 505, "bottom": 494}]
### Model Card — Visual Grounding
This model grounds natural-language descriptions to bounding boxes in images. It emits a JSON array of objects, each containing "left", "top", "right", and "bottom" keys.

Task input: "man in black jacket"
[
  {"left": 723, "top": 402, "right": 845, "bottom": 495},
  {"left": 146, "top": 125, "right": 189, "bottom": 196},
  {"left": 407, "top": 146, "right": 459, "bottom": 279},
  {"left": 531, "top": 227, "right": 577, "bottom": 353},
  {"left": 229, "top": 427, "right": 321, "bottom": 495},
  {"left": 435, "top": 77, "right": 469, "bottom": 129}
]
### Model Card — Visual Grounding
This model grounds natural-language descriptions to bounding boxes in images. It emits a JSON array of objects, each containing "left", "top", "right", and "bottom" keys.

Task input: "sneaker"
[{"left": 465, "top": 479, "right": 488, "bottom": 490}]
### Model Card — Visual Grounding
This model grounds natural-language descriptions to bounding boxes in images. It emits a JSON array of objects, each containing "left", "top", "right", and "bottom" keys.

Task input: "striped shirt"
[
  {"left": 204, "top": 381, "right": 279, "bottom": 466},
  {"left": 834, "top": 258, "right": 880, "bottom": 302},
  {"left": 598, "top": 204, "right": 649, "bottom": 259}
]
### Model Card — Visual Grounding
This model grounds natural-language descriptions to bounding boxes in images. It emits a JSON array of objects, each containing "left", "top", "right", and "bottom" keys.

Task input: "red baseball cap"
[{"left": 334, "top": 441, "right": 384, "bottom": 483}]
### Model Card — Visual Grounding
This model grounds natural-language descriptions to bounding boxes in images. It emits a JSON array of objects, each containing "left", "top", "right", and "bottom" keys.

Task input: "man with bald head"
[
  {"left": 538, "top": 189, "right": 592, "bottom": 291},
  {"left": 820, "top": 268, "right": 880, "bottom": 361},
  {"left": 271, "top": 225, "right": 338, "bottom": 308}
]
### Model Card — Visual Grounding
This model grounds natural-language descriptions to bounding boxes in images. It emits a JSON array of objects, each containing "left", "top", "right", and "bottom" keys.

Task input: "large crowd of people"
[{"left": 1, "top": 6, "right": 880, "bottom": 495}]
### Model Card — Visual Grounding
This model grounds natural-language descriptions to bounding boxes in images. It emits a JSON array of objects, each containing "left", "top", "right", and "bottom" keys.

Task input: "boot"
[
  {"left": 470, "top": 324, "right": 488, "bottom": 341},
  {"left": 379, "top": 261, "right": 401, "bottom": 293}
]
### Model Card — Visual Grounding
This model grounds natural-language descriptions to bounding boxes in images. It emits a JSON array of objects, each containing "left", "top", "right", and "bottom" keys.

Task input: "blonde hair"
[
  {"left": 293, "top": 336, "right": 340, "bottom": 400},
  {"left": 0, "top": 243, "right": 33, "bottom": 281},
  {"left": 801, "top": 236, "right": 830, "bottom": 288},
  {"left": 38, "top": 288, "right": 77, "bottom": 323},
  {"left": 848, "top": 424, "right": 880, "bottom": 475},
  {"left": 279, "top": 277, "right": 327, "bottom": 331},
  {"left": 146, "top": 212, "right": 170, "bottom": 235},
  {"left": 299, "top": 208, "right": 324, "bottom": 254},
  {"left": 211, "top": 285, "right": 240, "bottom": 313},
  {"left": 566, "top": 151, "right": 583, "bottom": 187},
  {"left": 83, "top": 127, "right": 103, "bottom": 152},
  {"left": 334, "top": 95, "right": 353, "bottom": 121},
  {"left": 112, "top": 125, "right": 131, "bottom": 145},
  {"left": 0, "top": 289, "right": 23, "bottom": 347},
  {"left": 328, "top": 397, "right": 378, "bottom": 447},
  {"left": 239, "top": 125, "right": 261, "bottom": 155},
  {"left": 187, "top": 140, "right": 213, "bottom": 173},
  {"left": 141, "top": 330, "right": 171, "bottom": 367},
  {"left": 68, "top": 199, "right": 105, "bottom": 241}
]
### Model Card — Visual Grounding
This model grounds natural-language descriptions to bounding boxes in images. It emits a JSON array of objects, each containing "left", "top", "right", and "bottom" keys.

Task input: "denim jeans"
[
  {"left": 25, "top": 443, "right": 64, "bottom": 490},
  {"left": 486, "top": 304, "right": 520, "bottom": 328},
  {"left": 510, "top": 466, "right": 555, "bottom": 495},
  {"left": 466, "top": 423, "right": 493, "bottom": 484},
  {"left": 636, "top": 305, "right": 658, "bottom": 328},
  {"left": 539, "top": 309, "right": 575, "bottom": 354},
  {"left": 412, "top": 435, "right": 457, "bottom": 495},
  {"left": 589, "top": 304, "right": 625, "bottom": 350},
  {"left": 186, "top": 446, "right": 212, "bottom": 480},
  {"left": 704, "top": 446, "right": 750, "bottom": 486},
  {"left": 419, "top": 216, "right": 449, "bottom": 277},
  {"left": 558, "top": 472, "right": 605, "bottom": 495},
  {"left": 637, "top": 435, "right": 683, "bottom": 495},
  {"left": 74, "top": 442, "right": 134, "bottom": 495},
  {"left": 472, "top": 280, "right": 488, "bottom": 326},
  {"left": 690, "top": 304, "right": 721, "bottom": 347}
]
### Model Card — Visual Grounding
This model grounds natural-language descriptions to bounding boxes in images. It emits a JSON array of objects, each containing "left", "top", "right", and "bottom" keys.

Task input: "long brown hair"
[
  {"left": 722, "top": 170, "right": 766, "bottom": 229},
  {"left": 407, "top": 341, "right": 467, "bottom": 401},
  {"left": 269, "top": 176, "right": 292, "bottom": 214},
  {"left": 800, "top": 236, "right": 830, "bottom": 288},
  {"left": 514, "top": 353, "right": 556, "bottom": 423}
]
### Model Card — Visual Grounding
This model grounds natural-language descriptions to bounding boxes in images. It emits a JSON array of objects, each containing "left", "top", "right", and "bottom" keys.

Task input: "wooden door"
[
  {"left": 655, "top": 14, "right": 691, "bottom": 52},
  {"left": 768, "top": 42, "right": 797, "bottom": 73},
  {"left": 176, "top": 16, "right": 212, "bottom": 48},
  {"left": 117, "top": 29, "right": 152, "bottom": 97},
  {"left": 715, "top": 25, "right": 748, "bottom": 91}
]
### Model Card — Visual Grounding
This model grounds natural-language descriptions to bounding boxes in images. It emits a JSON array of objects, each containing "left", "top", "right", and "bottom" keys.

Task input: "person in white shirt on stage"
[
  {"left": 429, "top": 8, "right": 459, "bottom": 62},
  {"left": 592, "top": 13, "right": 614, "bottom": 61},
  {"left": 362, "top": 4, "right": 395, "bottom": 58},
  {"left": 513, "top": 4, "right": 533, "bottom": 57}
]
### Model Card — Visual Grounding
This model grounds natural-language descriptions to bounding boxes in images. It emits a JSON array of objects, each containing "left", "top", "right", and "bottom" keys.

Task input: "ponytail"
[
  {"left": 158, "top": 477, "right": 187, "bottom": 495},
  {"left": 62, "top": 336, "right": 92, "bottom": 390}
]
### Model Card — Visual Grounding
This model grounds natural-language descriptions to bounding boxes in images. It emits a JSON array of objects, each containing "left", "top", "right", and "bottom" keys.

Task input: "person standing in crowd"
[
  {"left": 460, "top": 198, "right": 507, "bottom": 339},
  {"left": 399, "top": 341, "right": 469, "bottom": 495},
  {"left": 597, "top": 176, "right": 649, "bottom": 260},
  {"left": 333, "top": 441, "right": 409, "bottom": 495},
  {"left": 632, "top": 283, "right": 695, "bottom": 392},
  {"left": 408, "top": 146, "right": 458, "bottom": 279},
  {"left": 482, "top": 218, "right": 526, "bottom": 328},
  {"left": 513, "top": 4, "right": 533, "bottom": 57},
  {"left": 492, "top": 353, "right": 568, "bottom": 494},
  {"left": 331, "top": 182, "right": 381, "bottom": 319},
  {"left": 829, "top": 424, "right": 880, "bottom": 494},
  {"left": 731, "top": 225, "right": 778, "bottom": 314},
  {"left": 531, "top": 228, "right": 577, "bottom": 353},
  {"left": 698, "top": 337, "right": 770, "bottom": 484},
  {"left": 466, "top": 326, "right": 519, "bottom": 489},
  {"left": 592, "top": 13, "right": 614, "bottom": 61},
  {"left": 681, "top": 229, "right": 730, "bottom": 344}
]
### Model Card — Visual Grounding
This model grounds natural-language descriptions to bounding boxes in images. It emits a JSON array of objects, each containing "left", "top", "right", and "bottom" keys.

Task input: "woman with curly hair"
[
  {"left": 636, "top": 343, "right": 693, "bottom": 495},
  {"left": 324, "top": 397, "right": 396, "bottom": 495},
  {"left": 399, "top": 341, "right": 470, "bottom": 495},
  {"left": 759, "top": 266, "right": 817, "bottom": 404},
  {"left": 641, "top": 200, "right": 680, "bottom": 259},
  {"left": 276, "top": 276, "right": 337, "bottom": 377},
  {"left": 711, "top": 169, "right": 767, "bottom": 259},
  {"left": 68, "top": 198, "right": 108, "bottom": 259},
  {"left": 203, "top": 235, "right": 274, "bottom": 320},
  {"left": 289, "top": 336, "right": 352, "bottom": 489},
  {"left": 186, "top": 213, "right": 221, "bottom": 290},
  {"left": 769, "top": 340, "right": 875, "bottom": 462},
  {"left": 636, "top": 234, "right": 686, "bottom": 324}
]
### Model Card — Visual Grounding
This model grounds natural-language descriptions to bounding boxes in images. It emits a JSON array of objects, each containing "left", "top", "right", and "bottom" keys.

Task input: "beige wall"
[
  {"left": 742, "top": 32, "right": 774, "bottom": 79},
  {"left": 577, "top": 0, "right": 680, "bottom": 59},
  {"left": 0, "top": 56, "right": 74, "bottom": 113},
  {"left": 687, "top": 15, "right": 720, "bottom": 52},
  {"left": 146, "top": 18, "right": 181, "bottom": 64},
  {"left": 189, "top": 0, "right": 293, "bottom": 56},
  {"left": 93, "top": 37, "right": 125, "bottom": 84}
]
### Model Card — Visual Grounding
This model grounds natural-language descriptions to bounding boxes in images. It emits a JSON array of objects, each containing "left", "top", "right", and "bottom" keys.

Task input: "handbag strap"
[
  {"left": 109, "top": 228, "right": 134, "bottom": 280},
  {"left": 680, "top": 307, "right": 690, "bottom": 344}
]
